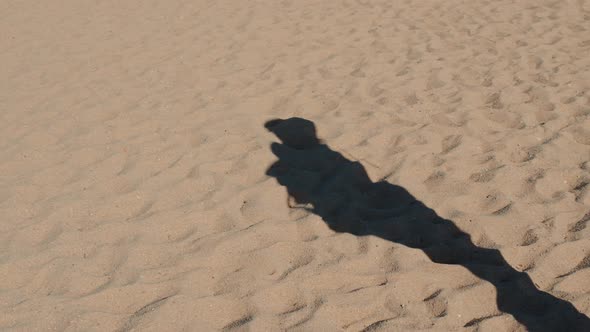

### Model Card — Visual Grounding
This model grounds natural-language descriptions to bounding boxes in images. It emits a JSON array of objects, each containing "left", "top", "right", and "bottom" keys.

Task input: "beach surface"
[{"left": 1, "top": 0, "right": 590, "bottom": 330}]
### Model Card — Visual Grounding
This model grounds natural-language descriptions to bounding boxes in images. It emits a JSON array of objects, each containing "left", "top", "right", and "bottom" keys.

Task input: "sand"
[{"left": 1, "top": 0, "right": 590, "bottom": 331}]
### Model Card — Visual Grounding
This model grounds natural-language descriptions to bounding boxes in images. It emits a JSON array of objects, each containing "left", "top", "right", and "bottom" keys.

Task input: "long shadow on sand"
[{"left": 264, "top": 117, "right": 590, "bottom": 331}]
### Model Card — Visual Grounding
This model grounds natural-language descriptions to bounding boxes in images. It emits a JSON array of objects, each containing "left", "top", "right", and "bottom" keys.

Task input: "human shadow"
[{"left": 264, "top": 117, "right": 590, "bottom": 331}]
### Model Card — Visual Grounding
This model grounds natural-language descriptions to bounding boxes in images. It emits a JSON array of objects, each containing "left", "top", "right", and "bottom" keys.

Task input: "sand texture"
[{"left": 2, "top": 0, "right": 590, "bottom": 331}]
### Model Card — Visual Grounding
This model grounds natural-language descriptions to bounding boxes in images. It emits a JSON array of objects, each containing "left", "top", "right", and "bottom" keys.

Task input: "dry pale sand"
[{"left": 2, "top": 0, "right": 590, "bottom": 331}]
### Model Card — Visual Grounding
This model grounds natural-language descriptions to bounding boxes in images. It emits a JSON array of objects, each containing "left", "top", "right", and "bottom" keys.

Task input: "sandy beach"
[{"left": 2, "top": 0, "right": 590, "bottom": 331}]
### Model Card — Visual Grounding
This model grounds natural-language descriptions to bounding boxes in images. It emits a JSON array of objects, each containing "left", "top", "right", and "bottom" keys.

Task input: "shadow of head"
[{"left": 264, "top": 117, "right": 320, "bottom": 149}]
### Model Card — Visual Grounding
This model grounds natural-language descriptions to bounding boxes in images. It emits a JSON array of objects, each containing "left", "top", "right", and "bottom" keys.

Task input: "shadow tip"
[{"left": 264, "top": 118, "right": 284, "bottom": 131}]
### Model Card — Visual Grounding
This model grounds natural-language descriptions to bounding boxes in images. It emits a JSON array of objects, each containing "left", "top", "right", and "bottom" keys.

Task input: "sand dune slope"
[{"left": 1, "top": 0, "right": 590, "bottom": 331}]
